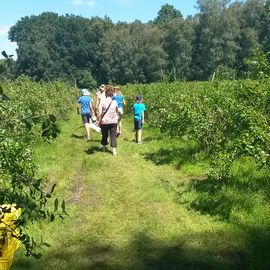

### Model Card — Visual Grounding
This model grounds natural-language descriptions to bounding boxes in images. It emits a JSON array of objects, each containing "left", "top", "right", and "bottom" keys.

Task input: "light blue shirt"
[
  {"left": 78, "top": 96, "right": 92, "bottom": 114},
  {"left": 133, "top": 103, "right": 145, "bottom": 121},
  {"left": 113, "top": 94, "right": 124, "bottom": 108}
]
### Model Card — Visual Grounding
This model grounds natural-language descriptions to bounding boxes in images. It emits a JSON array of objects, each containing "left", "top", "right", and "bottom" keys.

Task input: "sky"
[{"left": 0, "top": 0, "right": 198, "bottom": 59}]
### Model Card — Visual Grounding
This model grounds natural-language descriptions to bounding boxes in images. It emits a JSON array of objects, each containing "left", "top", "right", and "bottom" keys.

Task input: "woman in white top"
[
  {"left": 98, "top": 86, "right": 118, "bottom": 155},
  {"left": 95, "top": 84, "right": 106, "bottom": 119}
]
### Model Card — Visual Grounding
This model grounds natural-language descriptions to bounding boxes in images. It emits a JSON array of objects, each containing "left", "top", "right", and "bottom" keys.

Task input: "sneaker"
[
  {"left": 112, "top": 147, "right": 117, "bottom": 156},
  {"left": 87, "top": 137, "right": 91, "bottom": 142},
  {"left": 101, "top": 146, "right": 107, "bottom": 152},
  {"left": 137, "top": 141, "right": 143, "bottom": 144}
]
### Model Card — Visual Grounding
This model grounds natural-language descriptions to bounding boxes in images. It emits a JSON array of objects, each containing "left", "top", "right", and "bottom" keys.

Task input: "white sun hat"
[{"left": 82, "top": 88, "right": 90, "bottom": 96}]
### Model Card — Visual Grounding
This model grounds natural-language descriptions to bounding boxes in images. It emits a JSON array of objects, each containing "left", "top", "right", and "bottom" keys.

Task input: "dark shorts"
[
  {"left": 134, "top": 119, "right": 143, "bottom": 130},
  {"left": 81, "top": 113, "right": 91, "bottom": 124}
]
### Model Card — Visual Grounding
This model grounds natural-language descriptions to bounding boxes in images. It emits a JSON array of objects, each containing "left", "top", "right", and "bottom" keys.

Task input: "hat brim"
[{"left": 82, "top": 89, "right": 90, "bottom": 95}]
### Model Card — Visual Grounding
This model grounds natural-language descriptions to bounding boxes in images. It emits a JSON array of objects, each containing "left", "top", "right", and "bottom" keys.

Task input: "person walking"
[
  {"left": 77, "top": 88, "right": 95, "bottom": 141},
  {"left": 113, "top": 86, "right": 125, "bottom": 136},
  {"left": 95, "top": 84, "right": 106, "bottom": 120},
  {"left": 98, "top": 86, "right": 118, "bottom": 155},
  {"left": 133, "top": 95, "right": 145, "bottom": 144}
]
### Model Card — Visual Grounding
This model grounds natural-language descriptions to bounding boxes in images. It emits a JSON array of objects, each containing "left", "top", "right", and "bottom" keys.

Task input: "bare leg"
[
  {"left": 137, "top": 129, "right": 142, "bottom": 143},
  {"left": 85, "top": 123, "right": 91, "bottom": 140},
  {"left": 118, "top": 120, "right": 122, "bottom": 134}
]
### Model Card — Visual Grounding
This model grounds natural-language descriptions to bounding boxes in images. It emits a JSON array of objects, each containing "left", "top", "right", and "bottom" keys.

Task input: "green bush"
[{"left": 0, "top": 76, "right": 77, "bottom": 257}]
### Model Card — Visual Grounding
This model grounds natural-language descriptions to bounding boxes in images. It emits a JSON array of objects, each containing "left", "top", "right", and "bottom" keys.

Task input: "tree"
[
  {"left": 74, "top": 69, "right": 97, "bottom": 90},
  {"left": 191, "top": 0, "right": 239, "bottom": 80},
  {"left": 0, "top": 51, "right": 16, "bottom": 81},
  {"left": 9, "top": 13, "right": 113, "bottom": 83},
  {"left": 234, "top": 0, "right": 265, "bottom": 76},
  {"left": 7, "top": 1, "right": 270, "bottom": 83},
  {"left": 163, "top": 17, "right": 195, "bottom": 81},
  {"left": 99, "top": 22, "right": 166, "bottom": 84},
  {"left": 153, "top": 4, "right": 183, "bottom": 25},
  {"left": 260, "top": 0, "right": 270, "bottom": 52}
]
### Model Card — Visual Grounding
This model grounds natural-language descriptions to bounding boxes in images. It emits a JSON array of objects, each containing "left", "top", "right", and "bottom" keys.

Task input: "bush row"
[{"left": 0, "top": 76, "right": 77, "bottom": 256}]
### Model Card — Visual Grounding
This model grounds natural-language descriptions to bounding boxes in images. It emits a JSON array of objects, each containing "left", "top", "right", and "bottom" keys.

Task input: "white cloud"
[
  {"left": 118, "top": 0, "right": 133, "bottom": 4},
  {"left": 0, "top": 25, "right": 10, "bottom": 36},
  {"left": 72, "top": 0, "right": 95, "bottom": 8},
  {"left": 72, "top": 0, "right": 81, "bottom": 5},
  {"left": 88, "top": 1, "right": 95, "bottom": 8}
]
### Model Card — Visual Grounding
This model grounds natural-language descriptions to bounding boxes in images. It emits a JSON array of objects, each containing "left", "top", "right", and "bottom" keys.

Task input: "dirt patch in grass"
[{"left": 67, "top": 166, "right": 84, "bottom": 204}]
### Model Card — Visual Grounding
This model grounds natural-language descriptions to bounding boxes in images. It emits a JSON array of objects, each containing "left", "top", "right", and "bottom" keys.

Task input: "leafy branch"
[{"left": 0, "top": 79, "right": 76, "bottom": 257}]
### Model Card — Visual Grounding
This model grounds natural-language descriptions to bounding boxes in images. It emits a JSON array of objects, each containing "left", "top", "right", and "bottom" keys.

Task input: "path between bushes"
[{"left": 12, "top": 113, "right": 242, "bottom": 270}]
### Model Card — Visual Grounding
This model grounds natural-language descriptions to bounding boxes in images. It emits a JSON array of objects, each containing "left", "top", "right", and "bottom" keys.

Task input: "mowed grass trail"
[{"left": 12, "top": 113, "right": 249, "bottom": 270}]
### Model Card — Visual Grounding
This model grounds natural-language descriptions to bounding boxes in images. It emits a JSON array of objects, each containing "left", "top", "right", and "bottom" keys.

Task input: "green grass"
[{"left": 11, "top": 113, "right": 270, "bottom": 270}]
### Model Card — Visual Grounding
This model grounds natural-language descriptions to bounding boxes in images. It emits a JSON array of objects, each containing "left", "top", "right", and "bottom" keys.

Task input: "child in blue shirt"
[
  {"left": 133, "top": 95, "right": 145, "bottom": 144},
  {"left": 113, "top": 86, "right": 125, "bottom": 136},
  {"left": 77, "top": 88, "right": 95, "bottom": 141}
]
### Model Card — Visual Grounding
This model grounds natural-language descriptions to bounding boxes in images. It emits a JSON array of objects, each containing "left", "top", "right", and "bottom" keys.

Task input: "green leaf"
[
  {"left": 54, "top": 198, "right": 59, "bottom": 212},
  {"left": 42, "top": 118, "right": 51, "bottom": 130},
  {"left": 31, "top": 237, "right": 36, "bottom": 247},
  {"left": 1, "top": 50, "right": 8, "bottom": 59},
  {"left": 41, "top": 129, "right": 50, "bottom": 137},
  {"left": 50, "top": 183, "right": 56, "bottom": 194},
  {"left": 0, "top": 93, "right": 11, "bottom": 102},
  {"left": 51, "top": 132, "right": 58, "bottom": 138},
  {"left": 42, "top": 242, "right": 51, "bottom": 248},
  {"left": 32, "top": 116, "right": 41, "bottom": 124},
  {"left": 61, "top": 200, "right": 66, "bottom": 213},
  {"left": 22, "top": 119, "right": 32, "bottom": 130},
  {"left": 45, "top": 193, "right": 51, "bottom": 198},
  {"left": 32, "top": 253, "right": 42, "bottom": 259},
  {"left": 50, "top": 214, "right": 55, "bottom": 222},
  {"left": 49, "top": 114, "right": 56, "bottom": 123},
  {"left": 55, "top": 127, "right": 60, "bottom": 133}
]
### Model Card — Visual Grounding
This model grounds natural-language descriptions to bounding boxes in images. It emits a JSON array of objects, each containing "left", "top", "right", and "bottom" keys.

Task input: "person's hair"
[
  {"left": 99, "top": 84, "right": 106, "bottom": 92},
  {"left": 114, "top": 86, "right": 121, "bottom": 92},
  {"left": 105, "top": 86, "right": 114, "bottom": 97}
]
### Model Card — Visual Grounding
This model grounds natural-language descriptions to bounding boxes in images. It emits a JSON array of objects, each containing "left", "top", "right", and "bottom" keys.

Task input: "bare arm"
[
  {"left": 76, "top": 102, "right": 80, "bottom": 114},
  {"left": 95, "top": 91, "right": 101, "bottom": 108},
  {"left": 91, "top": 103, "right": 95, "bottom": 115}
]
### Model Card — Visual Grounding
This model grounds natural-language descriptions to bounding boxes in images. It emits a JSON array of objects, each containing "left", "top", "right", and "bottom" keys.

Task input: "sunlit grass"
[{"left": 11, "top": 113, "right": 270, "bottom": 270}]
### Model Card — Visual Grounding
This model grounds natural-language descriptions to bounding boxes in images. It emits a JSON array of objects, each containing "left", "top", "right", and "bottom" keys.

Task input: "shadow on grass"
[
  {"left": 72, "top": 134, "right": 101, "bottom": 144},
  {"left": 122, "top": 135, "right": 162, "bottom": 143},
  {"left": 177, "top": 177, "right": 241, "bottom": 220},
  {"left": 71, "top": 134, "right": 85, "bottom": 139},
  {"left": 13, "top": 243, "right": 119, "bottom": 270},
  {"left": 126, "top": 232, "right": 245, "bottom": 270},
  {"left": 143, "top": 135, "right": 164, "bottom": 142},
  {"left": 85, "top": 146, "right": 103, "bottom": 155},
  {"left": 13, "top": 229, "right": 270, "bottom": 270},
  {"left": 176, "top": 171, "right": 270, "bottom": 221},
  {"left": 144, "top": 143, "right": 201, "bottom": 169},
  {"left": 123, "top": 137, "right": 136, "bottom": 142}
]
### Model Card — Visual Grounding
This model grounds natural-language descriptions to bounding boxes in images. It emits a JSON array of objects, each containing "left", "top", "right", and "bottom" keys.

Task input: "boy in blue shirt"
[
  {"left": 77, "top": 88, "right": 95, "bottom": 141},
  {"left": 133, "top": 95, "right": 145, "bottom": 144},
  {"left": 113, "top": 86, "right": 125, "bottom": 136}
]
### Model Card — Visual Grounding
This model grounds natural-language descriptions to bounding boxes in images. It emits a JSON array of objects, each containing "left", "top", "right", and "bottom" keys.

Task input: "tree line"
[{"left": 1, "top": 0, "right": 270, "bottom": 87}]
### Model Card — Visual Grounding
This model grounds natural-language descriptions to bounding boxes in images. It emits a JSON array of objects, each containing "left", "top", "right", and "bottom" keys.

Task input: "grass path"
[{"left": 12, "top": 114, "right": 247, "bottom": 270}]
